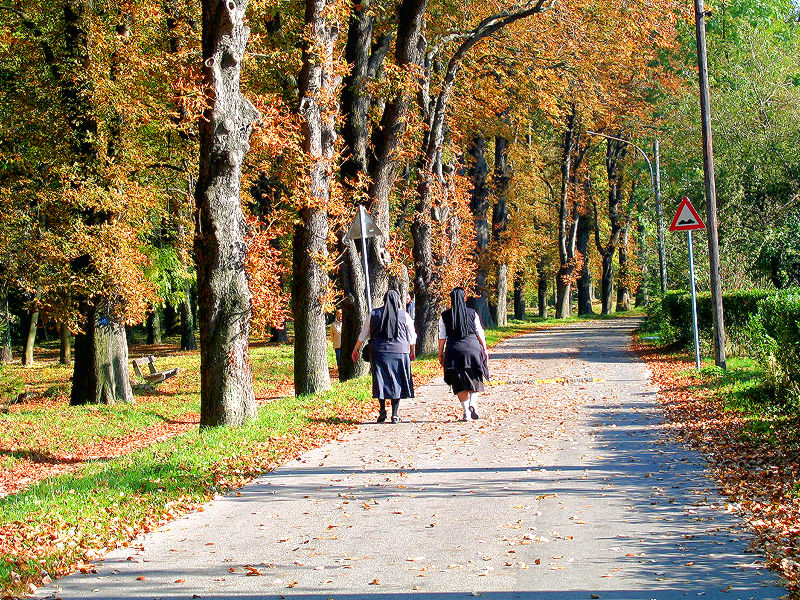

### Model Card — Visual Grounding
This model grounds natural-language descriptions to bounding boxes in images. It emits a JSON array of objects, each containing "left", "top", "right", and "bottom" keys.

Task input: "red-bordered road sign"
[{"left": 669, "top": 197, "right": 706, "bottom": 232}]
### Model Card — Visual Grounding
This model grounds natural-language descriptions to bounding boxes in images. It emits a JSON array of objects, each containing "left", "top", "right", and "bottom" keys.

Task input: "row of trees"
[{"left": 0, "top": 0, "right": 797, "bottom": 425}]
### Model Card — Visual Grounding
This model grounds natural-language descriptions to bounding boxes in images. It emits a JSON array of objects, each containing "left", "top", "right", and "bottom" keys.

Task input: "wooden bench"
[{"left": 131, "top": 356, "right": 179, "bottom": 387}]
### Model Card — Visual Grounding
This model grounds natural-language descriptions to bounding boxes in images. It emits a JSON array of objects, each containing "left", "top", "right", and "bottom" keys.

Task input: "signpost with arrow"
[
  {"left": 346, "top": 205, "right": 383, "bottom": 313},
  {"left": 669, "top": 196, "right": 706, "bottom": 369}
]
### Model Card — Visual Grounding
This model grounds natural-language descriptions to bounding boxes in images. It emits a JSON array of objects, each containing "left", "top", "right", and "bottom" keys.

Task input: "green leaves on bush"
[
  {"left": 656, "top": 289, "right": 773, "bottom": 354},
  {"left": 747, "top": 289, "right": 800, "bottom": 404}
]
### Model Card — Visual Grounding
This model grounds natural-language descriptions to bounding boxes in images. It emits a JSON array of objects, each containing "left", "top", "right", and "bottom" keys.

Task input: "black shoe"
[
  {"left": 377, "top": 410, "right": 387, "bottom": 423},
  {"left": 391, "top": 415, "right": 402, "bottom": 423},
  {"left": 469, "top": 406, "right": 479, "bottom": 420}
]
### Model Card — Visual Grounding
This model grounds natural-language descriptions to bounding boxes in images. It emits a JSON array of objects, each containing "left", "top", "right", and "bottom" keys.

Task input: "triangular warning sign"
[
  {"left": 346, "top": 207, "right": 384, "bottom": 240},
  {"left": 669, "top": 197, "right": 706, "bottom": 232}
]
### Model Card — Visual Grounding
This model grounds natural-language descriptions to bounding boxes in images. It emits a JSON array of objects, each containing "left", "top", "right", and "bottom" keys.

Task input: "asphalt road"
[{"left": 39, "top": 318, "right": 786, "bottom": 600}]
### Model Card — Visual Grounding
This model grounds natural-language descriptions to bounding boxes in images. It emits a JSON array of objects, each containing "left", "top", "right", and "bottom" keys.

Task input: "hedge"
[
  {"left": 747, "top": 289, "right": 800, "bottom": 404},
  {"left": 657, "top": 289, "right": 773, "bottom": 353}
]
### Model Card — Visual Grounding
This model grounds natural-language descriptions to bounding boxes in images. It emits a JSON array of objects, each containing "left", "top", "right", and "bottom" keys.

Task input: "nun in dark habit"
[
  {"left": 351, "top": 289, "right": 416, "bottom": 423},
  {"left": 438, "top": 287, "right": 490, "bottom": 420}
]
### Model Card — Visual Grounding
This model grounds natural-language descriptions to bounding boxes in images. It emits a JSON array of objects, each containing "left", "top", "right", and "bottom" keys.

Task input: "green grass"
[{"left": 0, "top": 376, "right": 374, "bottom": 595}]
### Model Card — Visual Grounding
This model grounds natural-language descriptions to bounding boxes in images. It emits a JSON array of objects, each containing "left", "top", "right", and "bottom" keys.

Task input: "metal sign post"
[
  {"left": 346, "top": 205, "right": 384, "bottom": 314},
  {"left": 669, "top": 196, "right": 706, "bottom": 369},
  {"left": 687, "top": 229, "right": 701, "bottom": 369},
  {"left": 357, "top": 206, "right": 373, "bottom": 313}
]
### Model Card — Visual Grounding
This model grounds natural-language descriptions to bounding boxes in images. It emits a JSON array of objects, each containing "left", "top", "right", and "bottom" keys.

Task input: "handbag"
[{"left": 361, "top": 341, "right": 371, "bottom": 363}]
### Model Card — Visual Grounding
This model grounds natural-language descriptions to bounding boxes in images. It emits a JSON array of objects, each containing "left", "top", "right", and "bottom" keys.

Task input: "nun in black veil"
[
  {"left": 352, "top": 289, "right": 417, "bottom": 423},
  {"left": 438, "top": 288, "right": 489, "bottom": 421}
]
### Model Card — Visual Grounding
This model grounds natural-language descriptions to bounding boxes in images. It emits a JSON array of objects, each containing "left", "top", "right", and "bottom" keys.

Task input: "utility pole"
[
  {"left": 653, "top": 140, "right": 667, "bottom": 294},
  {"left": 694, "top": 0, "right": 727, "bottom": 369}
]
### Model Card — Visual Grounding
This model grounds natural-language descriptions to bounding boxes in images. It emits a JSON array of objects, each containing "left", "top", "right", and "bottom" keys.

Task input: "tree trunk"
[
  {"left": 600, "top": 253, "right": 614, "bottom": 314},
  {"left": 594, "top": 137, "right": 627, "bottom": 316},
  {"left": 0, "top": 291, "right": 11, "bottom": 363},
  {"left": 338, "top": 4, "right": 389, "bottom": 383},
  {"left": 146, "top": 307, "right": 161, "bottom": 345},
  {"left": 616, "top": 225, "right": 631, "bottom": 312},
  {"left": 70, "top": 298, "right": 134, "bottom": 405},
  {"left": 22, "top": 308, "right": 38, "bottom": 367},
  {"left": 194, "top": 0, "right": 259, "bottom": 426},
  {"left": 577, "top": 212, "right": 593, "bottom": 315},
  {"left": 495, "top": 263, "right": 508, "bottom": 326},
  {"left": 337, "top": 236, "right": 370, "bottom": 381},
  {"left": 270, "top": 323, "right": 289, "bottom": 343},
  {"left": 163, "top": 303, "right": 176, "bottom": 336},
  {"left": 412, "top": 177, "right": 439, "bottom": 355},
  {"left": 556, "top": 108, "right": 578, "bottom": 319},
  {"left": 466, "top": 135, "right": 495, "bottom": 327},
  {"left": 491, "top": 136, "right": 511, "bottom": 327},
  {"left": 180, "top": 289, "right": 197, "bottom": 350},
  {"left": 292, "top": 0, "right": 339, "bottom": 396},
  {"left": 635, "top": 220, "right": 648, "bottom": 307},
  {"left": 59, "top": 324, "right": 72, "bottom": 365},
  {"left": 513, "top": 271, "right": 526, "bottom": 320},
  {"left": 537, "top": 259, "right": 548, "bottom": 319},
  {"left": 367, "top": 0, "right": 429, "bottom": 302}
]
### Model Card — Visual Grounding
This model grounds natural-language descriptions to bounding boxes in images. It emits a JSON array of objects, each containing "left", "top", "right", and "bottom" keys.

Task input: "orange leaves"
[{"left": 245, "top": 216, "right": 290, "bottom": 335}]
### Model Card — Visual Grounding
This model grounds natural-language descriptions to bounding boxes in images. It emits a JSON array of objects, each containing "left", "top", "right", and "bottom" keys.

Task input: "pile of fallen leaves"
[{"left": 634, "top": 342, "right": 800, "bottom": 592}]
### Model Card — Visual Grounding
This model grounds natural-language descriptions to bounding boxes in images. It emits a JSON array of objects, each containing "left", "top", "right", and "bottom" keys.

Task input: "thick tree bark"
[
  {"left": 366, "top": 0, "right": 428, "bottom": 302},
  {"left": 70, "top": 298, "right": 134, "bottom": 405},
  {"left": 21, "top": 308, "right": 38, "bottom": 367},
  {"left": 146, "top": 307, "right": 161, "bottom": 345},
  {"left": 556, "top": 109, "right": 578, "bottom": 319},
  {"left": 492, "top": 136, "right": 511, "bottom": 327},
  {"left": 292, "top": 0, "right": 339, "bottom": 395},
  {"left": 616, "top": 225, "right": 631, "bottom": 312},
  {"left": 163, "top": 303, "right": 176, "bottom": 336},
  {"left": 0, "top": 291, "right": 11, "bottom": 363},
  {"left": 337, "top": 2, "right": 390, "bottom": 381},
  {"left": 576, "top": 211, "right": 593, "bottom": 316},
  {"left": 59, "top": 323, "right": 72, "bottom": 365},
  {"left": 466, "top": 135, "right": 495, "bottom": 327},
  {"left": 537, "top": 259, "right": 548, "bottom": 319},
  {"left": 180, "top": 289, "right": 197, "bottom": 350},
  {"left": 594, "top": 137, "right": 627, "bottom": 315},
  {"left": 513, "top": 271, "right": 526, "bottom": 320},
  {"left": 412, "top": 177, "right": 439, "bottom": 355},
  {"left": 337, "top": 236, "right": 369, "bottom": 381},
  {"left": 270, "top": 323, "right": 289, "bottom": 343},
  {"left": 635, "top": 220, "right": 648, "bottom": 307},
  {"left": 194, "top": 0, "right": 259, "bottom": 426}
]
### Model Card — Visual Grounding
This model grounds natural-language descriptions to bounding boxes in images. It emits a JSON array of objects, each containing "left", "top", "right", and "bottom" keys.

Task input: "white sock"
[
  {"left": 469, "top": 393, "right": 478, "bottom": 409},
  {"left": 460, "top": 400, "right": 469, "bottom": 419}
]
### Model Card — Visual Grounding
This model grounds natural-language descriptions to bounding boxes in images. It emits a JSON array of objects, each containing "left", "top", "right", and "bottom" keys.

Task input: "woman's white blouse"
[
  {"left": 358, "top": 310, "right": 417, "bottom": 345},
  {"left": 438, "top": 312, "right": 486, "bottom": 344}
]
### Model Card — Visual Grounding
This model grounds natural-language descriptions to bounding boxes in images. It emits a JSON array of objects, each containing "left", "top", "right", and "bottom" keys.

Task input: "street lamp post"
[{"left": 586, "top": 131, "right": 667, "bottom": 295}]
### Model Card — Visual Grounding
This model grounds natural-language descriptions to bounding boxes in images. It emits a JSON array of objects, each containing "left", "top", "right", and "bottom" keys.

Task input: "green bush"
[
  {"left": 747, "top": 289, "right": 800, "bottom": 404},
  {"left": 655, "top": 289, "right": 773, "bottom": 354}
]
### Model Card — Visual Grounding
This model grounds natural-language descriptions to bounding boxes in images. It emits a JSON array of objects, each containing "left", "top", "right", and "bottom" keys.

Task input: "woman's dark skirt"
[
  {"left": 371, "top": 351, "right": 414, "bottom": 399},
  {"left": 443, "top": 336, "right": 489, "bottom": 395}
]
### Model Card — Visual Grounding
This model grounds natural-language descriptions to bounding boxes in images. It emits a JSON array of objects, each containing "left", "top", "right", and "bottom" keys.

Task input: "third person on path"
[{"left": 439, "top": 287, "right": 489, "bottom": 421}]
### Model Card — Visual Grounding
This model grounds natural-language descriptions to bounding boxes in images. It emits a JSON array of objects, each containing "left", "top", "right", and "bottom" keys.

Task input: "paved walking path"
[{"left": 40, "top": 319, "right": 786, "bottom": 600}]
